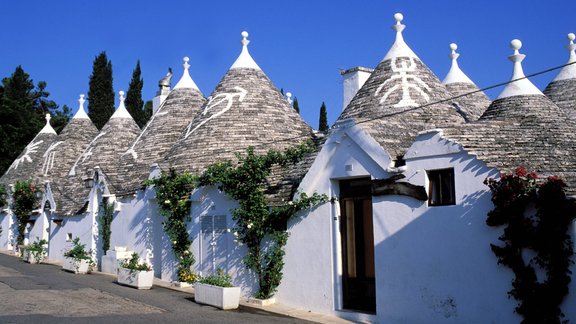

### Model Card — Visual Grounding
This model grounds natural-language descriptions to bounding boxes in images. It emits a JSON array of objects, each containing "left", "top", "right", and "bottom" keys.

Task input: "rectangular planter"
[
  {"left": 25, "top": 253, "right": 44, "bottom": 264},
  {"left": 117, "top": 268, "right": 154, "bottom": 289},
  {"left": 194, "top": 283, "right": 241, "bottom": 310},
  {"left": 62, "top": 258, "right": 91, "bottom": 274}
]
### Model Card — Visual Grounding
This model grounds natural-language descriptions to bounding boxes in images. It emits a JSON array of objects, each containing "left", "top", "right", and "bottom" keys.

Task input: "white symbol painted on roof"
[
  {"left": 42, "top": 141, "right": 63, "bottom": 175},
  {"left": 375, "top": 57, "right": 430, "bottom": 108},
  {"left": 68, "top": 132, "right": 106, "bottom": 176},
  {"left": 9, "top": 140, "right": 44, "bottom": 171},
  {"left": 184, "top": 86, "right": 247, "bottom": 139}
]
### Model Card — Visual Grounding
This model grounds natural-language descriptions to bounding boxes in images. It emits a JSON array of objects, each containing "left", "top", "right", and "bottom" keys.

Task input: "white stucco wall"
[{"left": 0, "top": 211, "right": 15, "bottom": 251}]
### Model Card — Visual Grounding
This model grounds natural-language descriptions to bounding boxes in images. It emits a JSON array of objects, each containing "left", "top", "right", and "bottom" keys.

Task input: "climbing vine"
[
  {"left": 0, "top": 184, "right": 7, "bottom": 208},
  {"left": 198, "top": 142, "right": 328, "bottom": 299},
  {"left": 145, "top": 169, "right": 197, "bottom": 281},
  {"left": 13, "top": 180, "right": 37, "bottom": 245},
  {"left": 99, "top": 202, "right": 114, "bottom": 255},
  {"left": 485, "top": 166, "right": 576, "bottom": 323}
]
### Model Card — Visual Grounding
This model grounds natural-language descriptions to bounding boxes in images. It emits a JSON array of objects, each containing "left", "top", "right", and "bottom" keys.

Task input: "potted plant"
[
  {"left": 22, "top": 237, "right": 48, "bottom": 264},
  {"left": 194, "top": 269, "right": 241, "bottom": 310},
  {"left": 177, "top": 267, "right": 200, "bottom": 287},
  {"left": 117, "top": 252, "right": 154, "bottom": 289},
  {"left": 63, "top": 237, "right": 94, "bottom": 274}
]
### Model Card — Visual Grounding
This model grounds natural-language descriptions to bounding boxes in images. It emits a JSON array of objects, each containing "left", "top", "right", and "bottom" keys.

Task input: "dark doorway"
[{"left": 339, "top": 178, "right": 376, "bottom": 313}]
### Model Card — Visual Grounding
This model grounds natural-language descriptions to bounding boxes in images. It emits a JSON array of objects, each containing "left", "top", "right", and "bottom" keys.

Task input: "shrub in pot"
[
  {"left": 195, "top": 269, "right": 240, "bottom": 310},
  {"left": 63, "top": 237, "right": 94, "bottom": 274},
  {"left": 117, "top": 252, "right": 154, "bottom": 289},
  {"left": 23, "top": 237, "right": 48, "bottom": 264}
]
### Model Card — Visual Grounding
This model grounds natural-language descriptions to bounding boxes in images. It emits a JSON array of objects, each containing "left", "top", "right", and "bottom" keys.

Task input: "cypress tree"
[
  {"left": 88, "top": 52, "right": 114, "bottom": 130},
  {"left": 318, "top": 101, "right": 328, "bottom": 132},
  {"left": 293, "top": 96, "right": 300, "bottom": 114},
  {"left": 143, "top": 100, "right": 153, "bottom": 123},
  {"left": 125, "top": 61, "right": 147, "bottom": 128}
]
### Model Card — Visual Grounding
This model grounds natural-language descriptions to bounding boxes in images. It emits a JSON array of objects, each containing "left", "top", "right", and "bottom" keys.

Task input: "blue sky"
[{"left": 0, "top": 0, "right": 574, "bottom": 128}]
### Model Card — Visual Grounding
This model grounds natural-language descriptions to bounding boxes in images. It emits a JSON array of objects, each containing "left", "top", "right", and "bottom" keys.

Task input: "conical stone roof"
[
  {"left": 338, "top": 13, "right": 465, "bottom": 160},
  {"left": 543, "top": 33, "right": 576, "bottom": 119},
  {"left": 441, "top": 39, "right": 576, "bottom": 194},
  {"left": 117, "top": 58, "right": 206, "bottom": 195},
  {"left": 442, "top": 43, "right": 491, "bottom": 121},
  {"left": 0, "top": 114, "right": 58, "bottom": 187},
  {"left": 45, "top": 95, "right": 99, "bottom": 212},
  {"left": 165, "top": 32, "right": 313, "bottom": 174},
  {"left": 59, "top": 92, "right": 141, "bottom": 215}
]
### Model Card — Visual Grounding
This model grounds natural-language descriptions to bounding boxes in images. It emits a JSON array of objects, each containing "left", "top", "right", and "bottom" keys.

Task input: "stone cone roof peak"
[
  {"left": 174, "top": 56, "right": 201, "bottom": 90},
  {"left": 382, "top": 13, "right": 419, "bottom": 61},
  {"left": 230, "top": 31, "right": 262, "bottom": 70},
  {"left": 72, "top": 94, "right": 90, "bottom": 119},
  {"left": 552, "top": 32, "right": 576, "bottom": 81},
  {"left": 39, "top": 113, "right": 57, "bottom": 134},
  {"left": 110, "top": 90, "right": 134, "bottom": 119},
  {"left": 497, "top": 39, "right": 543, "bottom": 99},
  {"left": 442, "top": 43, "right": 474, "bottom": 85}
]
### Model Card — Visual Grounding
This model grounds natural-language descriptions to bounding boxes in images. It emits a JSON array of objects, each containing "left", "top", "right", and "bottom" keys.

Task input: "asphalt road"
[{"left": 0, "top": 253, "right": 309, "bottom": 323}]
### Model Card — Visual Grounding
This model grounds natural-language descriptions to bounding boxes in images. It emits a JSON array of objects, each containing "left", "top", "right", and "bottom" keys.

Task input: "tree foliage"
[
  {"left": 292, "top": 96, "right": 300, "bottom": 114},
  {"left": 13, "top": 180, "right": 37, "bottom": 245},
  {"left": 125, "top": 61, "right": 148, "bottom": 128},
  {"left": 0, "top": 66, "right": 67, "bottom": 175},
  {"left": 143, "top": 100, "right": 153, "bottom": 123},
  {"left": 318, "top": 101, "right": 328, "bottom": 132},
  {"left": 485, "top": 167, "right": 576, "bottom": 323},
  {"left": 88, "top": 52, "right": 114, "bottom": 130}
]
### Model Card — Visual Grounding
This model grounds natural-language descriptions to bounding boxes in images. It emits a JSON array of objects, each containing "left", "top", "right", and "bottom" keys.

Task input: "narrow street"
[{"left": 0, "top": 253, "right": 308, "bottom": 323}]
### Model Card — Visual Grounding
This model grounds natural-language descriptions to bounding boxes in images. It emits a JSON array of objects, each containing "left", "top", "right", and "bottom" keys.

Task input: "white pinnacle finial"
[
  {"left": 286, "top": 92, "right": 293, "bottom": 104},
  {"left": 442, "top": 43, "right": 473, "bottom": 84},
  {"left": 174, "top": 56, "right": 200, "bottom": 90},
  {"left": 230, "top": 30, "right": 261, "bottom": 70},
  {"left": 382, "top": 12, "right": 418, "bottom": 61},
  {"left": 111, "top": 90, "right": 133, "bottom": 119},
  {"left": 553, "top": 32, "right": 576, "bottom": 81},
  {"left": 497, "top": 39, "right": 542, "bottom": 99},
  {"left": 39, "top": 113, "right": 56, "bottom": 134},
  {"left": 241, "top": 31, "right": 250, "bottom": 46},
  {"left": 72, "top": 94, "right": 89, "bottom": 119}
]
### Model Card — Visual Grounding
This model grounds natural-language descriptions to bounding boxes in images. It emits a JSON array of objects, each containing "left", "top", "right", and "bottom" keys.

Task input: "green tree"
[
  {"left": 88, "top": 52, "right": 114, "bottom": 130},
  {"left": 318, "top": 101, "right": 328, "bottom": 132},
  {"left": 143, "top": 100, "right": 153, "bottom": 123},
  {"left": 125, "top": 60, "right": 147, "bottom": 128},
  {"left": 293, "top": 96, "right": 300, "bottom": 114}
]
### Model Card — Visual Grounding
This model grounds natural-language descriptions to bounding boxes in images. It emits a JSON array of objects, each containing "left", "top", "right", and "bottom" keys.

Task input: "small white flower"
[
  {"left": 233, "top": 232, "right": 238, "bottom": 237},
  {"left": 172, "top": 240, "right": 177, "bottom": 244},
  {"left": 288, "top": 201, "right": 294, "bottom": 205},
  {"left": 226, "top": 228, "right": 231, "bottom": 233},
  {"left": 164, "top": 200, "right": 170, "bottom": 204},
  {"left": 247, "top": 223, "right": 253, "bottom": 229}
]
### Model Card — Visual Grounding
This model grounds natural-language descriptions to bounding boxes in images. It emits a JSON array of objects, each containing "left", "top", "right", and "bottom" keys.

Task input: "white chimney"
[{"left": 341, "top": 67, "right": 373, "bottom": 110}]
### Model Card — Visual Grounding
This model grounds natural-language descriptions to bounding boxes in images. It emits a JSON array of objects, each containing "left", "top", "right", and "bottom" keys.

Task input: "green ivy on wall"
[
  {"left": 485, "top": 167, "right": 576, "bottom": 322},
  {"left": 99, "top": 202, "right": 114, "bottom": 255},
  {"left": 13, "top": 180, "right": 37, "bottom": 245},
  {"left": 197, "top": 142, "right": 328, "bottom": 299},
  {"left": 145, "top": 169, "right": 197, "bottom": 281},
  {"left": 0, "top": 184, "right": 7, "bottom": 208}
]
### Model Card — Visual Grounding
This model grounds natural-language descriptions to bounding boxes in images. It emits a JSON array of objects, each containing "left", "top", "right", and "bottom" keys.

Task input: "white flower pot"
[
  {"left": 62, "top": 258, "right": 91, "bottom": 274},
  {"left": 117, "top": 268, "right": 154, "bottom": 289},
  {"left": 194, "top": 283, "right": 241, "bottom": 310},
  {"left": 25, "top": 253, "right": 44, "bottom": 264}
]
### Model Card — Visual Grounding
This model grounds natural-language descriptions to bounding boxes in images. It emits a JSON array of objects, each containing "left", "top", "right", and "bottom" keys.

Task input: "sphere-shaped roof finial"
[
  {"left": 510, "top": 39, "right": 522, "bottom": 54},
  {"left": 119, "top": 90, "right": 125, "bottom": 102},
  {"left": 183, "top": 56, "right": 190, "bottom": 70},
  {"left": 450, "top": 43, "right": 458, "bottom": 51},
  {"left": 568, "top": 33, "right": 576, "bottom": 42},
  {"left": 394, "top": 13, "right": 403, "bottom": 24},
  {"left": 79, "top": 94, "right": 85, "bottom": 105},
  {"left": 241, "top": 31, "right": 250, "bottom": 46}
]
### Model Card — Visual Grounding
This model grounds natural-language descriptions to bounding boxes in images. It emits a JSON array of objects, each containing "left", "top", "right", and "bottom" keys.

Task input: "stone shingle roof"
[
  {"left": 544, "top": 78, "right": 576, "bottom": 119},
  {"left": 47, "top": 97, "right": 99, "bottom": 212},
  {"left": 165, "top": 33, "right": 313, "bottom": 176},
  {"left": 445, "top": 83, "right": 491, "bottom": 122},
  {"left": 337, "top": 14, "right": 465, "bottom": 161},
  {"left": 59, "top": 94, "right": 141, "bottom": 215},
  {"left": 116, "top": 85, "right": 205, "bottom": 196},
  {"left": 0, "top": 115, "right": 58, "bottom": 187}
]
